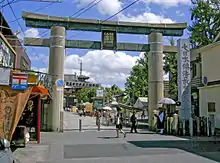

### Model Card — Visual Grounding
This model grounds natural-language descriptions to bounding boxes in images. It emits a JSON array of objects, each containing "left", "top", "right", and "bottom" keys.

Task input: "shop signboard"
[
  {"left": 18, "top": 98, "right": 38, "bottom": 141},
  {"left": 101, "top": 30, "right": 117, "bottom": 50},
  {"left": 0, "top": 36, "right": 15, "bottom": 68},
  {"left": 0, "top": 67, "right": 10, "bottom": 85},
  {"left": 11, "top": 72, "right": 28, "bottom": 90}
]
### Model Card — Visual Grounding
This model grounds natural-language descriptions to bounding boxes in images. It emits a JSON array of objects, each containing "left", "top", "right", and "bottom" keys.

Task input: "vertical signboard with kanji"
[
  {"left": 177, "top": 39, "right": 191, "bottom": 121},
  {"left": 11, "top": 72, "right": 28, "bottom": 90},
  {"left": 101, "top": 30, "right": 117, "bottom": 50}
]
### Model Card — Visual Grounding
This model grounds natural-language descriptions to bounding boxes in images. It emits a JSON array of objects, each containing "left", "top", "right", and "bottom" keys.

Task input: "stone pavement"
[
  {"left": 63, "top": 112, "right": 117, "bottom": 131},
  {"left": 13, "top": 112, "right": 220, "bottom": 163}
]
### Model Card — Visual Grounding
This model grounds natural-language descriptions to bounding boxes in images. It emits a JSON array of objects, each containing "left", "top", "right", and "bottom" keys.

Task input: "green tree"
[
  {"left": 163, "top": 37, "right": 178, "bottom": 100},
  {"left": 124, "top": 52, "right": 149, "bottom": 104},
  {"left": 188, "top": 0, "right": 220, "bottom": 48},
  {"left": 76, "top": 88, "right": 97, "bottom": 103},
  {"left": 103, "top": 85, "right": 124, "bottom": 103}
]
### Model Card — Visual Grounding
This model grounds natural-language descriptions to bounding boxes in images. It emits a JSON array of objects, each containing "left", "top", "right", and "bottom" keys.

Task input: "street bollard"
[
  {"left": 79, "top": 119, "right": 82, "bottom": 132},
  {"left": 196, "top": 117, "right": 200, "bottom": 136},
  {"left": 183, "top": 120, "right": 186, "bottom": 136}
]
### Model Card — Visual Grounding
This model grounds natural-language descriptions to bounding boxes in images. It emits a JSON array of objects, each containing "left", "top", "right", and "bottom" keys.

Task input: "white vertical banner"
[
  {"left": 177, "top": 39, "right": 192, "bottom": 121},
  {"left": 96, "top": 89, "right": 104, "bottom": 97},
  {"left": 0, "top": 67, "right": 10, "bottom": 85}
]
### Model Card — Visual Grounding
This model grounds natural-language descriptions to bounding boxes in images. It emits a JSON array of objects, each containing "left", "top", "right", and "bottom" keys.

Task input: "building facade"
[
  {"left": 190, "top": 49, "right": 203, "bottom": 117},
  {"left": 191, "top": 41, "right": 220, "bottom": 129},
  {"left": 0, "top": 32, "right": 16, "bottom": 68},
  {"left": 0, "top": 12, "right": 31, "bottom": 70},
  {"left": 64, "top": 73, "right": 101, "bottom": 107}
]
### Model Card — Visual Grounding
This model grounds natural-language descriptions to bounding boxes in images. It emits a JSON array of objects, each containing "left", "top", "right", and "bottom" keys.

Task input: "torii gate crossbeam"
[{"left": 22, "top": 11, "right": 187, "bottom": 132}]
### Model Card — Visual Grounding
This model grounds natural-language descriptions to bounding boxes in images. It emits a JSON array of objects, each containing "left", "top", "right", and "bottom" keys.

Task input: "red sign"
[
  {"left": 12, "top": 74, "right": 28, "bottom": 84},
  {"left": 12, "top": 73, "right": 28, "bottom": 90}
]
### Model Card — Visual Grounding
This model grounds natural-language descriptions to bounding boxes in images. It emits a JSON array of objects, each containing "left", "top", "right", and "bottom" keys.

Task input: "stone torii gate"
[{"left": 22, "top": 11, "right": 187, "bottom": 132}]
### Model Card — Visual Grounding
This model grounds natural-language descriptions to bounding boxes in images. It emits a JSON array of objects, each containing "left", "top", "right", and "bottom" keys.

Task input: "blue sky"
[{"left": 2, "top": 0, "right": 193, "bottom": 88}]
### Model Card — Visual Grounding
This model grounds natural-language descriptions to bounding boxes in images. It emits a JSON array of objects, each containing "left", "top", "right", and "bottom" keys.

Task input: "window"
[
  {"left": 208, "top": 102, "right": 216, "bottom": 113},
  {"left": 192, "top": 63, "right": 197, "bottom": 78}
]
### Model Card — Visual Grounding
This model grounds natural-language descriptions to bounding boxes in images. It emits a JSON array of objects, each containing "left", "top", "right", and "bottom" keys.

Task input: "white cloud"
[
  {"left": 142, "top": 0, "right": 191, "bottom": 7},
  {"left": 63, "top": 50, "right": 138, "bottom": 88},
  {"left": 118, "top": 12, "right": 175, "bottom": 23},
  {"left": 176, "top": 10, "right": 185, "bottom": 17},
  {"left": 17, "top": 28, "right": 40, "bottom": 40},
  {"left": 76, "top": 0, "right": 176, "bottom": 25},
  {"left": 76, "top": 0, "right": 122, "bottom": 15},
  {"left": 33, "top": 50, "right": 169, "bottom": 89},
  {"left": 29, "top": 53, "right": 48, "bottom": 62},
  {"left": 24, "top": 28, "right": 40, "bottom": 37}
]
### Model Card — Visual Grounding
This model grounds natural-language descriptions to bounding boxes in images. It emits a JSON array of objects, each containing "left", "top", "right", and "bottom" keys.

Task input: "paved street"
[{"left": 13, "top": 112, "right": 220, "bottom": 163}]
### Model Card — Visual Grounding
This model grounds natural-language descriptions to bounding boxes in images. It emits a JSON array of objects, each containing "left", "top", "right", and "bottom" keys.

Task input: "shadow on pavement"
[
  {"left": 128, "top": 140, "right": 220, "bottom": 162},
  {"left": 135, "top": 132, "right": 155, "bottom": 135},
  {"left": 98, "top": 136, "right": 118, "bottom": 139},
  {"left": 64, "top": 128, "right": 116, "bottom": 131}
]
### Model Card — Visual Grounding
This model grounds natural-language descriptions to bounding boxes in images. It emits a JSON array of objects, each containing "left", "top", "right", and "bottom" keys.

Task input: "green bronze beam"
[
  {"left": 22, "top": 12, "right": 187, "bottom": 36},
  {"left": 24, "top": 37, "right": 177, "bottom": 53}
]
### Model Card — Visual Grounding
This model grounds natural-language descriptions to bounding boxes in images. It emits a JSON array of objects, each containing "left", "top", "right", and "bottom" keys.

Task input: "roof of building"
[{"left": 192, "top": 41, "right": 220, "bottom": 54}]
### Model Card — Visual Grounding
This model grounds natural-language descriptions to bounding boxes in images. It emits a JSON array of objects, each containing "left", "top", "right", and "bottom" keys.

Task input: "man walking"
[
  {"left": 130, "top": 112, "right": 138, "bottom": 133},
  {"left": 116, "top": 113, "right": 126, "bottom": 138}
]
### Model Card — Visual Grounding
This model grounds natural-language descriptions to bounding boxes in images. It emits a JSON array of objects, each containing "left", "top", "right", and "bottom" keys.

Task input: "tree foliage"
[
  {"left": 124, "top": 52, "right": 149, "bottom": 104},
  {"left": 188, "top": 0, "right": 220, "bottom": 48},
  {"left": 125, "top": 39, "right": 178, "bottom": 102},
  {"left": 76, "top": 88, "right": 97, "bottom": 103},
  {"left": 104, "top": 84, "right": 124, "bottom": 102},
  {"left": 163, "top": 38, "right": 178, "bottom": 100},
  {"left": 76, "top": 85, "right": 124, "bottom": 104}
]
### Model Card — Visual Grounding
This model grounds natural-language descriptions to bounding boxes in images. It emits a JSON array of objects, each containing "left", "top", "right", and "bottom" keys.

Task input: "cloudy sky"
[{"left": 3, "top": 0, "right": 192, "bottom": 88}]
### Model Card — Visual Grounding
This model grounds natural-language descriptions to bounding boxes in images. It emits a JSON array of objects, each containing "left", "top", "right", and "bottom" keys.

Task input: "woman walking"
[{"left": 116, "top": 113, "right": 126, "bottom": 138}]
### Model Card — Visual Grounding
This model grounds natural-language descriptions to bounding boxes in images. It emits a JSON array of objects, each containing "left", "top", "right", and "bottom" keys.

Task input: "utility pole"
[
  {"left": 80, "top": 59, "right": 82, "bottom": 76},
  {"left": 132, "top": 82, "right": 135, "bottom": 107}
]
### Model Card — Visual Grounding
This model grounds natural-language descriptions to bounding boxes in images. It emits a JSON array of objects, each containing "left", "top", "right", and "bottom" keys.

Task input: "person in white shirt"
[{"left": 116, "top": 113, "right": 126, "bottom": 138}]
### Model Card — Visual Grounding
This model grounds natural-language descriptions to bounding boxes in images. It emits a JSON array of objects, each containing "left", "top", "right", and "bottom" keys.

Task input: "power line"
[
  {"left": 67, "top": 0, "right": 140, "bottom": 40},
  {"left": 0, "top": 0, "right": 6, "bottom": 4},
  {"left": 70, "top": 0, "right": 97, "bottom": 17},
  {"left": 6, "top": 0, "right": 47, "bottom": 66},
  {"left": 7, "top": 0, "right": 25, "bottom": 33},
  {"left": 8, "top": 1, "right": 55, "bottom": 23},
  {"left": 74, "top": 0, "right": 103, "bottom": 18},
  {"left": 0, "top": 65, "right": 58, "bottom": 76},
  {"left": 25, "top": 0, "right": 103, "bottom": 45},
  {"left": 25, "top": 0, "right": 139, "bottom": 46},
  {"left": 0, "top": 0, "right": 17, "bottom": 10},
  {"left": 101, "top": 0, "right": 140, "bottom": 23},
  {"left": 6, "top": 0, "right": 57, "bottom": 64},
  {"left": 20, "top": 0, "right": 101, "bottom": 66}
]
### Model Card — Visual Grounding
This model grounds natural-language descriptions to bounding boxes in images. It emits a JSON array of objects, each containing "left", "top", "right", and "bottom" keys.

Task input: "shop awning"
[{"left": 32, "top": 86, "right": 51, "bottom": 99}]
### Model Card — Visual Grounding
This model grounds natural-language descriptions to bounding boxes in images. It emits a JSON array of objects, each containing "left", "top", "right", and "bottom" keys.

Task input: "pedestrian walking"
[
  {"left": 116, "top": 113, "right": 126, "bottom": 138},
  {"left": 96, "top": 110, "right": 101, "bottom": 126},
  {"left": 130, "top": 112, "right": 138, "bottom": 133},
  {"left": 157, "top": 110, "right": 165, "bottom": 134}
]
